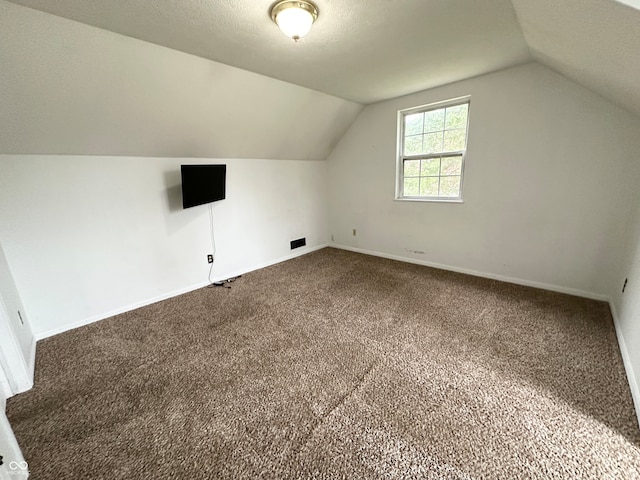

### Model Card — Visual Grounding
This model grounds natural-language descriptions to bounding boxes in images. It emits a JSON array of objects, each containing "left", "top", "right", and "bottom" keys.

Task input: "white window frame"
[{"left": 395, "top": 96, "right": 470, "bottom": 203}]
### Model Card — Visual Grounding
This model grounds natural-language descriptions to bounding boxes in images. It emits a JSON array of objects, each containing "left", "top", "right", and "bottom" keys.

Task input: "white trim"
[
  {"left": 329, "top": 243, "right": 609, "bottom": 301},
  {"left": 609, "top": 301, "right": 640, "bottom": 428},
  {"left": 0, "top": 300, "right": 33, "bottom": 395},
  {"left": 35, "top": 282, "right": 210, "bottom": 340},
  {"left": 394, "top": 198, "right": 464, "bottom": 204},
  {"left": 0, "top": 409, "right": 29, "bottom": 479},
  {"left": 396, "top": 99, "right": 470, "bottom": 202},
  {"left": 35, "top": 244, "right": 329, "bottom": 340},
  {"left": 0, "top": 366, "right": 11, "bottom": 401},
  {"left": 27, "top": 338, "right": 35, "bottom": 381},
  {"left": 399, "top": 95, "right": 472, "bottom": 116}
]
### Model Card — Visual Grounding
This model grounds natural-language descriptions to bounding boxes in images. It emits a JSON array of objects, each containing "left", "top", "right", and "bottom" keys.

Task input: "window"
[{"left": 397, "top": 98, "right": 470, "bottom": 202}]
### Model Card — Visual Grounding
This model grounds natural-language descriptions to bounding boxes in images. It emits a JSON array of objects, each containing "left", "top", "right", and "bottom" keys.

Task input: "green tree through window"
[{"left": 398, "top": 99, "right": 469, "bottom": 201}]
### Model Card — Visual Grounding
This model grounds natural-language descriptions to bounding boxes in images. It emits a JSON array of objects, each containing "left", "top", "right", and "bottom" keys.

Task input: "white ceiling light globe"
[
  {"left": 270, "top": 1, "right": 319, "bottom": 42},
  {"left": 276, "top": 7, "right": 314, "bottom": 40}
]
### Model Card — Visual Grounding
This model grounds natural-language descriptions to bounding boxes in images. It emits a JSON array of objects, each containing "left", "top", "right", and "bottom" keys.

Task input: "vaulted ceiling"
[
  {"left": 511, "top": 0, "right": 640, "bottom": 117},
  {"left": 5, "top": 0, "right": 640, "bottom": 116}
]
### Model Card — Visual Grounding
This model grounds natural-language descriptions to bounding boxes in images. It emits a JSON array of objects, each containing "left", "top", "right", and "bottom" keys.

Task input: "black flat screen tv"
[{"left": 181, "top": 164, "right": 226, "bottom": 209}]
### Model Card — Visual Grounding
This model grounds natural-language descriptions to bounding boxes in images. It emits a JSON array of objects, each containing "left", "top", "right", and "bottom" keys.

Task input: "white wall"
[
  {"left": 328, "top": 63, "right": 640, "bottom": 298},
  {"left": 611, "top": 197, "right": 640, "bottom": 424},
  {"left": 0, "top": 156, "right": 328, "bottom": 338},
  {"left": 0, "top": 0, "right": 347, "bottom": 339},
  {"left": 0, "top": 0, "right": 361, "bottom": 159}
]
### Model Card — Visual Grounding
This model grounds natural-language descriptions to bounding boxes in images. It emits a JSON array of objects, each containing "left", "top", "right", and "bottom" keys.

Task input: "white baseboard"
[
  {"left": 329, "top": 244, "right": 609, "bottom": 301},
  {"left": 35, "top": 281, "right": 211, "bottom": 340},
  {"left": 27, "top": 339, "right": 35, "bottom": 382},
  {"left": 0, "top": 371, "right": 11, "bottom": 403},
  {"left": 207, "top": 243, "right": 329, "bottom": 291},
  {"left": 35, "top": 243, "right": 329, "bottom": 340},
  {"left": 609, "top": 301, "right": 640, "bottom": 429},
  {"left": 21, "top": 242, "right": 640, "bottom": 432}
]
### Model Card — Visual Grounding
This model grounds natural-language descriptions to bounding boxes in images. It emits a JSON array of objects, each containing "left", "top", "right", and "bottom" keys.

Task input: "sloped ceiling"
[
  {"left": 511, "top": 0, "right": 640, "bottom": 117},
  {"left": 3, "top": 0, "right": 640, "bottom": 126},
  {"left": 5, "top": 0, "right": 533, "bottom": 105},
  {"left": 0, "top": 1, "right": 362, "bottom": 159}
]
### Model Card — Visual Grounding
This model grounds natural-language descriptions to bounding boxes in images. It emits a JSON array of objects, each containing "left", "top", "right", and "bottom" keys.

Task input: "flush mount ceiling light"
[{"left": 270, "top": 0, "right": 319, "bottom": 42}]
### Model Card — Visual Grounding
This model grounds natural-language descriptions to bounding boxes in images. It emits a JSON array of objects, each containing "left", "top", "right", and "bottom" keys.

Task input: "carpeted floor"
[{"left": 6, "top": 248, "right": 640, "bottom": 479}]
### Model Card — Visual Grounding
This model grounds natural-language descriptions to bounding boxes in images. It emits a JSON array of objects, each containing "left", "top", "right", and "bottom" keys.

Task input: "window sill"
[{"left": 395, "top": 197, "right": 464, "bottom": 204}]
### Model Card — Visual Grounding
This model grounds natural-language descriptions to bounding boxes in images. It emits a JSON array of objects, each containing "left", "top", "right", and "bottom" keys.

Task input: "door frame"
[{"left": 0, "top": 297, "right": 33, "bottom": 396}]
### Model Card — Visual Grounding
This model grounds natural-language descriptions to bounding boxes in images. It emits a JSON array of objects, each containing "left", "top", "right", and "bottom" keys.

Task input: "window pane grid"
[
  {"left": 402, "top": 103, "right": 468, "bottom": 157},
  {"left": 402, "top": 155, "right": 463, "bottom": 198},
  {"left": 400, "top": 100, "right": 468, "bottom": 200}
]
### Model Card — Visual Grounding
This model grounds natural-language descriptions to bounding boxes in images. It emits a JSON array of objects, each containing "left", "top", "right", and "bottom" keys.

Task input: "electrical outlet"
[
  {"left": 622, "top": 278, "right": 628, "bottom": 293},
  {"left": 207, "top": 254, "right": 214, "bottom": 264}
]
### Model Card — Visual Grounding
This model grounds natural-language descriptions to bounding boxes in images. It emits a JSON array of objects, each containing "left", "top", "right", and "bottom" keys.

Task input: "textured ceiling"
[
  {"left": 512, "top": 0, "right": 640, "bottom": 117},
  {"left": 5, "top": 0, "right": 532, "bottom": 104},
  {"left": 5, "top": 0, "right": 640, "bottom": 115}
]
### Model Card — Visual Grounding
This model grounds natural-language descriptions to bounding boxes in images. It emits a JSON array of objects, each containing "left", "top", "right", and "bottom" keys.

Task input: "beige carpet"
[{"left": 6, "top": 248, "right": 640, "bottom": 479}]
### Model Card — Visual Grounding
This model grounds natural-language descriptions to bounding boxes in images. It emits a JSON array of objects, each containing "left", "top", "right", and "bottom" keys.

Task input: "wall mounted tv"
[{"left": 181, "top": 164, "right": 226, "bottom": 209}]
